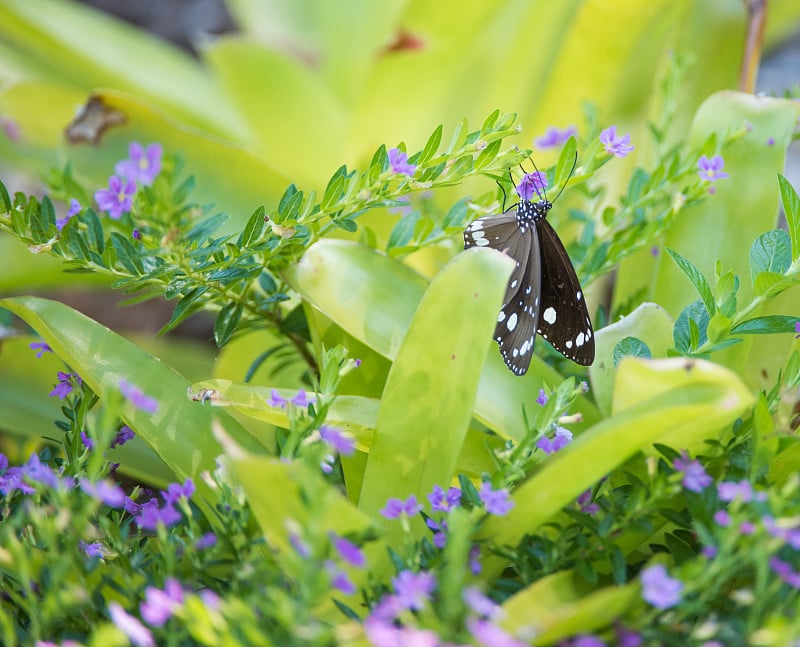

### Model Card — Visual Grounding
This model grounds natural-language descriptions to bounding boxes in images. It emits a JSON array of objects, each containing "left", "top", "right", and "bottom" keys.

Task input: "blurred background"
[{"left": 0, "top": 0, "right": 798, "bottom": 410}]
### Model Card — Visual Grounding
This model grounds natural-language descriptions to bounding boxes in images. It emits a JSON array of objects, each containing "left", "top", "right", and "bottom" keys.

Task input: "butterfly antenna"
[
  {"left": 495, "top": 178, "right": 509, "bottom": 211},
  {"left": 528, "top": 158, "right": 547, "bottom": 201},
  {"left": 551, "top": 151, "right": 578, "bottom": 205}
]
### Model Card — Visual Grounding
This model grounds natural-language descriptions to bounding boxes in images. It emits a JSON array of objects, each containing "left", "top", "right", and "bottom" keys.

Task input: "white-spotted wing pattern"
[{"left": 463, "top": 198, "right": 594, "bottom": 374}]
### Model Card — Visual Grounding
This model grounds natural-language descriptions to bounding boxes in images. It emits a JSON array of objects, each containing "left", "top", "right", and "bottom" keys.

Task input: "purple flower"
[
  {"left": 124, "top": 496, "right": 143, "bottom": 515},
  {"left": 536, "top": 426, "right": 573, "bottom": 455},
  {"left": 111, "top": 425, "right": 136, "bottom": 449},
  {"left": 29, "top": 341, "right": 52, "bottom": 358},
  {"left": 713, "top": 509, "right": 731, "bottom": 527},
  {"left": 463, "top": 586, "right": 501, "bottom": 620},
  {"left": 479, "top": 482, "right": 514, "bottom": 516},
  {"left": 289, "top": 531, "right": 311, "bottom": 558},
  {"left": 425, "top": 517, "right": 448, "bottom": 548},
  {"left": 702, "top": 544, "right": 718, "bottom": 559},
  {"left": 388, "top": 148, "right": 416, "bottom": 176},
  {"left": 467, "top": 618, "right": 527, "bottom": 647},
  {"left": 132, "top": 228, "right": 142, "bottom": 240},
  {"left": 535, "top": 125, "right": 577, "bottom": 149},
  {"left": 332, "top": 534, "right": 365, "bottom": 568},
  {"left": 57, "top": 199, "right": 81, "bottom": 231},
  {"left": 767, "top": 137, "right": 775, "bottom": 146},
  {"left": 363, "top": 615, "right": 440, "bottom": 647},
  {"left": 79, "top": 540, "right": 105, "bottom": 559},
  {"left": 380, "top": 494, "right": 423, "bottom": 519},
  {"left": 115, "top": 142, "right": 163, "bottom": 186},
  {"left": 600, "top": 126, "right": 634, "bottom": 158},
  {"left": 615, "top": 626, "right": 643, "bottom": 647},
  {"left": 516, "top": 171, "right": 548, "bottom": 201},
  {"left": 268, "top": 388, "right": 287, "bottom": 408},
  {"left": 770, "top": 557, "right": 800, "bottom": 589},
  {"left": 640, "top": 564, "right": 683, "bottom": 609},
  {"left": 319, "top": 425, "right": 355, "bottom": 456},
  {"left": 428, "top": 484, "right": 462, "bottom": 512},
  {"left": 162, "top": 478, "right": 195, "bottom": 504},
  {"left": 80, "top": 431, "right": 94, "bottom": 451},
  {"left": 80, "top": 478, "right": 126, "bottom": 508},
  {"left": 535, "top": 388, "right": 548, "bottom": 406},
  {"left": 718, "top": 480, "right": 765, "bottom": 503},
  {"left": 119, "top": 379, "right": 158, "bottom": 414},
  {"left": 697, "top": 155, "right": 729, "bottom": 182},
  {"left": 95, "top": 175, "right": 136, "bottom": 219},
  {"left": 469, "top": 544, "right": 482, "bottom": 575},
  {"left": 135, "top": 500, "right": 181, "bottom": 530},
  {"left": 673, "top": 451, "right": 712, "bottom": 492},
  {"left": 577, "top": 489, "right": 599, "bottom": 515},
  {"left": 392, "top": 570, "right": 436, "bottom": 611},
  {"left": 651, "top": 245, "right": 660, "bottom": 257},
  {"left": 794, "top": 321, "right": 800, "bottom": 339},
  {"left": 195, "top": 532, "right": 217, "bottom": 550},
  {"left": 740, "top": 521, "right": 756, "bottom": 535},
  {"left": 291, "top": 389, "right": 310, "bottom": 407},
  {"left": 140, "top": 578, "right": 184, "bottom": 627},
  {"left": 325, "top": 561, "right": 356, "bottom": 595},
  {"left": 108, "top": 602, "right": 154, "bottom": 647},
  {"left": 49, "top": 371, "right": 81, "bottom": 400},
  {"left": 569, "top": 636, "right": 607, "bottom": 647}
]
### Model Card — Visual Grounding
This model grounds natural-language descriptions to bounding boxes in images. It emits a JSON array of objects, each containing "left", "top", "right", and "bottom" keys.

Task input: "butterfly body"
[{"left": 464, "top": 195, "right": 594, "bottom": 374}]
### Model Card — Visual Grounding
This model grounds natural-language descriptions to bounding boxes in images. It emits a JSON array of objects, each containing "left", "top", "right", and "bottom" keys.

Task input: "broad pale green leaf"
[
  {"left": 501, "top": 571, "right": 639, "bottom": 644},
  {"left": 588, "top": 302, "right": 674, "bottom": 416},
  {"left": 284, "top": 240, "right": 601, "bottom": 441},
  {"left": 477, "top": 358, "right": 753, "bottom": 574},
  {"left": 358, "top": 249, "right": 512, "bottom": 525},
  {"left": 749, "top": 229, "right": 792, "bottom": 281},
  {"left": 0, "top": 296, "right": 265, "bottom": 512},
  {"left": 778, "top": 174, "right": 800, "bottom": 261},
  {"left": 731, "top": 315, "right": 800, "bottom": 336}
]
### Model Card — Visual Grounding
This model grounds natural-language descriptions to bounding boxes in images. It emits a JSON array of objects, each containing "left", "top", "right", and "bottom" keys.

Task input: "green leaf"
[
  {"left": 666, "top": 247, "right": 715, "bottom": 316},
  {"left": 109, "top": 232, "right": 143, "bottom": 274},
  {"left": 239, "top": 205, "right": 266, "bottom": 247},
  {"left": 474, "top": 139, "right": 501, "bottom": 171},
  {"left": 214, "top": 301, "right": 243, "bottom": 346},
  {"left": 321, "top": 165, "right": 347, "bottom": 211},
  {"left": 749, "top": 229, "right": 791, "bottom": 281},
  {"left": 612, "top": 336, "right": 652, "bottom": 367},
  {"left": 554, "top": 136, "right": 578, "bottom": 186},
  {"left": 730, "top": 315, "right": 800, "bottom": 335},
  {"left": 673, "top": 300, "right": 709, "bottom": 353},
  {"left": 0, "top": 296, "right": 262, "bottom": 516},
  {"left": 162, "top": 286, "right": 209, "bottom": 333},
  {"left": 778, "top": 173, "right": 800, "bottom": 261},
  {"left": 357, "top": 248, "right": 513, "bottom": 533},
  {"left": 418, "top": 124, "right": 443, "bottom": 165}
]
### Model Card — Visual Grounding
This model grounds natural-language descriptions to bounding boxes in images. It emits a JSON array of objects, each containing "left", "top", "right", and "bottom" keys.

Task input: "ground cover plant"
[{"left": 1, "top": 1, "right": 800, "bottom": 646}]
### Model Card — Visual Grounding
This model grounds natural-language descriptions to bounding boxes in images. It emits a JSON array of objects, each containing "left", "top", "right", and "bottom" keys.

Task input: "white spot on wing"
[
  {"left": 576, "top": 332, "right": 585, "bottom": 347},
  {"left": 506, "top": 313, "right": 518, "bottom": 331},
  {"left": 566, "top": 340, "right": 573, "bottom": 349},
  {"left": 510, "top": 279, "right": 518, "bottom": 289},
  {"left": 497, "top": 311, "right": 506, "bottom": 323},
  {"left": 475, "top": 237, "right": 490, "bottom": 247},
  {"left": 543, "top": 307, "right": 557, "bottom": 324}
]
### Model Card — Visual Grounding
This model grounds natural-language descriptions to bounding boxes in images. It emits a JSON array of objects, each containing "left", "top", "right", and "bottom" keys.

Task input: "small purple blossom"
[
  {"left": 392, "top": 570, "right": 436, "bottom": 611},
  {"left": 698, "top": 155, "right": 729, "bottom": 182},
  {"left": 740, "top": 521, "right": 756, "bottom": 535},
  {"left": 770, "top": 557, "right": 800, "bottom": 589},
  {"left": 196, "top": 533, "right": 217, "bottom": 550},
  {"left": 95, "top": 175, "right": 136, "bottom": 219},
  {"left": 651, "top": 245, "right": 660, "bottom": 257},
  {"left": 111, "top": 425, "right": 136, "bottom": 449},
  {"left": 425, "top": 517, "right": 448, "bottom": 548},
  {"left": 713, "top": 509, "right": 731, "bottom": 527},
  {"left": 794, "top": 321, "right": 800, "bottom": 339},
  {"left": 132, "top": 228, "right": 142, "bottom": 240},
  {"left": 29, "top": 341, "right": 52, "bottom": 358},
  {"left": 319, "top": 425, "right": 355, "bottom": 456},
  {"left": 380, "top": 494, "right": 423, "bottom": 519},
  {"left": 80, "top": 431, "right": 94, "bottom": 451},
  {"left": 291, "top": 389, "right": 310, "bottom": 407},
  {"left": 568, "top": 636, "right": 607, "bottom": 647},
  {"left": 162, "top": 478, "right": 195, "bottom": 505},
  {"left": 108, "top": 602, "right": 154, "bottom": 647},
  {"left": 767, "top": 137, "right": 775, "bottom": 146},
  {"left": 640, "top": 564, "right": 683, "bottom": 609},
  {"left": 140, "top": 578, "right": 184, "bottom": 627},
  {"left": 535, "top": 388, "right": 548, "bottom": 406},
  {"left": 536, "top": 426, "right": 573, "bottom": 455},
  {"left": 463, "top": 586, "right": 501, "bottom": 620},
  {"left": 325, "top": 561, "right": 356, "bottom": 595},
  {"left": 428, "top": 484, "right": 462, "bottom": 512},
  {"left": 535, "top": 125, "right": 578, "bottom": 149},
  {"left": 363, "top": 615, "right": 440, "bottom": 647},
  {"left": 516, "top": 171, "right": 548, "bottom": 201},
  {"left": 469, "top": 544, "right": 482, "bottom": 575},
  {"left": 268, "top": 388, "right": 287, "bottom": 408},
  {"left": 332, "top": 534, "right": 365, "bottom": 568},
  {"left": 289, "top": 531, "right": 311, "bottom": 558},
  {"left": 479, "top": 482, "right": 514, "bottom": 516},
  {"left": 467, "top": 618, "right": 527, "bottom": 647},
  {"left": 673, "top": 451, "right": 712, "bottom": 492},
  {"left": 577, "top": 489, "right": 599, "bottom": 515},
  {"left": 388, "top": 148, "right": 416, "bottom": 176},
  {"left": 718, "top": 480, "right": 765, "bottom": 503},
  {"left": 600, "top": 126, "right": 634, "bottom": 158},
  {"left": 702, "top": 544, "right": 718, "bottom": 559},
  {"left": 119, "top": 379, "right": 158, "bottom": 414},
  {"left": 115, "top": 142, "right": 163, "bottom": 186},
  {"left": 135, "top": 499, "right": 181, "bottom": 530},
  {"left": 49, "top": 371, "right": 81, "bottom": 400},
  {"left": 124, "top": 496, "right": 143, "bottom": 515},
  {"left": 615, "top": 626, "right": 643, "bottom": 647},
  {"left": 79, "top": 541, "right": 105, "bottom": 559},
  {"left": 57, "top": 199, "right": 81, "bottom": 231},
  {"left": 80, "top": 477, "right": 126, "bottom": 508}
]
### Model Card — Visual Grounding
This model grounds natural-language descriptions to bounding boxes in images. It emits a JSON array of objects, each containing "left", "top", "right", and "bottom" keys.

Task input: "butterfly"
[{"left": 463, "top": 160, "right": 594, "bottom": 375}]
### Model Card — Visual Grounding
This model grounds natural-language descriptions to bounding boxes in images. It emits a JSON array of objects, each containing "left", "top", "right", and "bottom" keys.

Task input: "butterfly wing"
[
  {"left": 464, "top": 211, "right": 541, "bottom": 375},
  {"left": 535, "top": 219, "right": 594, "bottom": 365}
]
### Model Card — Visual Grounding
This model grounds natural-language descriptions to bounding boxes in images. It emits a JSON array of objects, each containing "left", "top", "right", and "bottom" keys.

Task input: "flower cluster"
[{"left": 93, "top": 142, "right": 162, "bottom": 219}]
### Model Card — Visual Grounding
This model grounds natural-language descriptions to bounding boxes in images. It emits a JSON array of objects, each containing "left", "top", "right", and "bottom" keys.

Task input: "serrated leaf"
[
  {"left": 749, "top": 229, "right": 791, "bottom": 282},
  {"left": 673, "top": 300, "right": 709, "bottom": 353},
  {"left": 666, "top": 248, "right": 715, "bottom": 316},
  {"left": 612, "top": 337, "right": 652, "bottom": 367},
  {"left": 730, "top": 315, "right": 800, "bottom": 335},
  {"left": 778, "top": 173, "right": 800, "bottom": 261}
]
